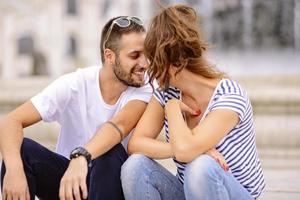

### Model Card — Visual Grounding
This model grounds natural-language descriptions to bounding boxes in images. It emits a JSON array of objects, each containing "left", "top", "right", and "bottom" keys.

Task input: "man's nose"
[{"left": 139, "top": 55, "right": 149, "bottom": 68}]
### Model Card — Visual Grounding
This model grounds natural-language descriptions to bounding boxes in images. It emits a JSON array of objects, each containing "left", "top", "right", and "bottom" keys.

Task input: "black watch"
[{"left": 70, "top": 147, "right": 92, "bottom": 166}]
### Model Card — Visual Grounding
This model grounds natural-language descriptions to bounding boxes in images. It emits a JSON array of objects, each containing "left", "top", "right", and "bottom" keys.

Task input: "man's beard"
[{"left": 113, "top": 56, "right": 145, "bottom": 88}]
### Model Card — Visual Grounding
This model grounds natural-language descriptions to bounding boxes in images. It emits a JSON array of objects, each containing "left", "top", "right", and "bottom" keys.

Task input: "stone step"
[{"left": 1, "top": 75, "right": 300, "bottom": 148}]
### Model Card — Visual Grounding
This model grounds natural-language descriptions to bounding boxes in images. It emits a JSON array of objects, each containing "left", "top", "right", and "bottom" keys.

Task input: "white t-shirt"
[{"left": 31, "top": 66, "right": 152, "bottom": 158}]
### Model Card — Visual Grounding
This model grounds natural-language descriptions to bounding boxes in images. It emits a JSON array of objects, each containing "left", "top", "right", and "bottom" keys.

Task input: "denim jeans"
[
  {"left": 121, "top": 154, "right": 253, "bottom": 200},
  {"left": 121, "top": 154, "right": 185, "bottom": 200},
  {"left": 1, "top": 138, "right": 128, "bottom": 200}
]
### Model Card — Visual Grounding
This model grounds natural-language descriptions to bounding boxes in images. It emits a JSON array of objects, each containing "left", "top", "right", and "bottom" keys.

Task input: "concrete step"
[
  {"left": 1, "top": 75, "right": 300, "bottom": 148},
  {"left": 260, "top": 168, "right": 300, "bottom": 200}
]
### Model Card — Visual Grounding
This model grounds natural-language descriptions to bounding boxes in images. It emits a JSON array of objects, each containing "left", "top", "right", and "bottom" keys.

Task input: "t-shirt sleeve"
[
  {"left": 30, "top": 74, "right": 73, "bottom": 122},
  {"left": 153, "top": 89, "right": 165, "bottom": 107},
  {"left": 210, "top": 94, "right": 247, "bottom": 122},
  {"left": 126, "top": 83, "right": 153, "bottom": 103}
]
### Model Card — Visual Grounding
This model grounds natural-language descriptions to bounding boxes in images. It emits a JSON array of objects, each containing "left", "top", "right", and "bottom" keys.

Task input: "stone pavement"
[{"left": 256, "top": 149, "right": 300, "bottom": 200}]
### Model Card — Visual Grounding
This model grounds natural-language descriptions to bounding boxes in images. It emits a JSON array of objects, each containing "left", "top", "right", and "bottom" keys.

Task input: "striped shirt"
[{"left": 154, "top": 79, "right": 265, "bottom": 199}]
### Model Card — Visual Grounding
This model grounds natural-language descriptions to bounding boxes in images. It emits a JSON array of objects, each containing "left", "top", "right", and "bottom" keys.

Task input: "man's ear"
[{"left": 103, "top": 49, "right": 115, "bottom": 63}]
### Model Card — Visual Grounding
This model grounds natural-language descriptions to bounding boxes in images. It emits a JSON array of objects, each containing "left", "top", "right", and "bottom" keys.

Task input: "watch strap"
[{"left": 70, "top": 147, "right": 92, "bottom": 165}]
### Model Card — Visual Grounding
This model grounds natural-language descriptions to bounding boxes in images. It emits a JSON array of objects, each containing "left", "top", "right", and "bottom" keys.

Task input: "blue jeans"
[
  {"left": 121, "top": 154, "right": 185, "bottom": 200},
  {"left": 121, "top": 154, "right": 254, "bottom": 200},
  {"left": 1, "top": 138, "right": 128, "bottom": 200}
]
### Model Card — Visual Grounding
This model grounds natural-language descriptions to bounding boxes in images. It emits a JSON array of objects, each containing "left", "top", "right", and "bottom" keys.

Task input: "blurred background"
[
  {"left": 0, "top": 0, "right": 300, "bottom": 199},
  {"left": 0, "top": 0, "right": 299, "bottom": 77}
]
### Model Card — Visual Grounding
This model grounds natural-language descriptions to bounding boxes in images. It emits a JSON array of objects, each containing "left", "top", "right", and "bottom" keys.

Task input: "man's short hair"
[{"left": 100, "top": 16, "right": 145, "bottom": 63}]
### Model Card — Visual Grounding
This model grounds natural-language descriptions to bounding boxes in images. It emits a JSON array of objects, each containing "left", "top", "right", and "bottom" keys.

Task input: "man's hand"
[
  {"left": 59, "top": 156, "right": 88, "bottom": 200},
  {"left": 206, "top": 148, "right": 229, "bottom": 171},
  {"left": 2, "top": 167, "right": 30, "bottom": 200}
]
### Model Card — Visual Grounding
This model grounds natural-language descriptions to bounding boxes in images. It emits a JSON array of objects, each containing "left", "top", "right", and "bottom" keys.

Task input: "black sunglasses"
[{"left": 102, "top": 16, "right": 143, "bottom": 51}]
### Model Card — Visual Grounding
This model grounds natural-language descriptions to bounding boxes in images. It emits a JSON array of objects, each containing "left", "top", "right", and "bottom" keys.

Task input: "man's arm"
[
  {"left": 0, "top": 101, "right": 42, "bottom": 200},
  {"left": 84, "top": 99, "right": 148, "bottom": 158},
  {"left": 59, "top": 99, "right": 148, "bottom": 200}
]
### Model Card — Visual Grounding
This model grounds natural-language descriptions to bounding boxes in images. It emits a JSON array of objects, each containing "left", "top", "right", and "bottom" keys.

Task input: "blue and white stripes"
[{"left": 153, "top": 79, "right": 265, "bottom": 199}]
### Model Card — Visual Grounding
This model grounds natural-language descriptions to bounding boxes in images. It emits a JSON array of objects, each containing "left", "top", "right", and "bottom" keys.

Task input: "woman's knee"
[
  {"left": 184, "top": 154, "right": 220, "bottom": 184},
  {"left": 121, "top": 154, "right": 156, "bottom": 186},
  {"left": 121, "top": 154, "right": 155, "bottom": 198},
  {"left": 121, "top": 154, "right": 150, "bottom": 178}
]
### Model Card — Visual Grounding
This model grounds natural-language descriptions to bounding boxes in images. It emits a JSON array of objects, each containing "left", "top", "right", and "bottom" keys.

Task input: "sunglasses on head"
[{"left": 102, "top": 16, "right": 143, "bottom": 51}]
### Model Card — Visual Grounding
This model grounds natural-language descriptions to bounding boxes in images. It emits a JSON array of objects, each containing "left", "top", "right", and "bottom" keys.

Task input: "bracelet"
[{"left": 106, "top": 121, "right": 123, "bottom": 142}]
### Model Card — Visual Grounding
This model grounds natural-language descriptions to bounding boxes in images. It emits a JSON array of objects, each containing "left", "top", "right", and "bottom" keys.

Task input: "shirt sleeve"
[
  {"left": 30, "top": 74, "right": 74, "bottom": 122},
  {"left": 153, "top": 89, "right": 165, "bottom": 107},
  {"left": 210, "top": 94, "right": 247, "bottom": 122},
  {"left": 126, "top": 83, "right": 154, "bottom": 104}
]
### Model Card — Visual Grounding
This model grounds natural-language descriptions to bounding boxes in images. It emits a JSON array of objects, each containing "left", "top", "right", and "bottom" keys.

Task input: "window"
[
  {"left": 67, "top": 36, "right": 78, "bottom": 57},
  {"left": 67, "top": 0, "right": 78, "bottom": 15},
  {"left": 18, "top": 36, "right": 34, "bottom": 55},
  {"left": 100, "top": 0, "right": 110, "bottom": 17}
]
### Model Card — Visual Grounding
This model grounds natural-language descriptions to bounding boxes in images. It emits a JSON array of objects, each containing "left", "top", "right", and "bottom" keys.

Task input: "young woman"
[{"left": 121, "top": 4, "right": 265, "bottom": 200}]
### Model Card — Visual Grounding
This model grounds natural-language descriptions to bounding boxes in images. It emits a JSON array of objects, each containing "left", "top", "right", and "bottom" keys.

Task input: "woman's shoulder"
[
  {"left": 154, "top": 86, "right": 181, "bottom": 106},
  {"left": 217, "top": 79, "right": 247, "bottom": 97},
  {"left": 155, "top": 87, "right": 181, "bottom": 98}
]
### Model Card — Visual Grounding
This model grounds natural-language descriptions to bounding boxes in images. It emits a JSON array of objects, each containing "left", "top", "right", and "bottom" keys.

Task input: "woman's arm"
[
  {"left": 128, "top": 96, "right": 174, "bottom": 159},
  {"left": 165, "top": 99, "right": 239, "bottom": 163}
]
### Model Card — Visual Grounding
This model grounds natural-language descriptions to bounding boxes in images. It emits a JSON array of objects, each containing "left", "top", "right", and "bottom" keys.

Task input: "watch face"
[
  {"left": 70, "top": 147, "right": 91, "bottom": 164},
  {"left": 72, "top": 147, "right": 81, "bottom": 155},
  {"left": 70, "top": 148, "right": 79, "bottom": 159}
]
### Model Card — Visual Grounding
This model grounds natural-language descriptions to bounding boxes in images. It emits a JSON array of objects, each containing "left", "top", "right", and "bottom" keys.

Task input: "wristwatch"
[{"left": 70, "top": 147, "right": 92, "bottom": 166}]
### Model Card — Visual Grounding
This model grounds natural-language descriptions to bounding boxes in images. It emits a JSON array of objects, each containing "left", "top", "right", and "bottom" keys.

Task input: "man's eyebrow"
[{"left": 127, "top": 50, "right": 142, "bottom": 54}]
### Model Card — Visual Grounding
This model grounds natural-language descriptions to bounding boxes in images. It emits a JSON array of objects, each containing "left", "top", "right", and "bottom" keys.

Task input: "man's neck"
[{"left": 99, "top": 66, "right": 128, "bottom": 105}]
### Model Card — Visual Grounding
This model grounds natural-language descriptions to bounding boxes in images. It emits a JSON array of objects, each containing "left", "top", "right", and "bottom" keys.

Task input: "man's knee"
[
  {"left": 21, "top": 138, "right": 38, "bottom": 152},
  {"left": 20, "top": 138, "right": 42, "bottom": 158},
  {"left": 1, "top": 138, "right": 37, "bottom": 168}
]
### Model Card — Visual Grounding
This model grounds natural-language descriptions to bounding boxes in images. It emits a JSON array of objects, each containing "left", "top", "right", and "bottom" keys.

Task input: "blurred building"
[
  {"left": 0, "top": 0, "right": 153, "bottom": 78},
  {"left": 168, "top": 0, "right": 300, "bottom": 49},
  {"left": 0, "top": 0, "right": 299, "bottom": 79}
]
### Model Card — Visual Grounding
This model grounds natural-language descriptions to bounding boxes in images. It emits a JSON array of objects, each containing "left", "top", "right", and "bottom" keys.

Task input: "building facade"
[
  {"left": 0, "top": 0, "right": 299, "bottom": 79},
  {"left": 0, "top": 0, "right": 154, "bottom": 78}
]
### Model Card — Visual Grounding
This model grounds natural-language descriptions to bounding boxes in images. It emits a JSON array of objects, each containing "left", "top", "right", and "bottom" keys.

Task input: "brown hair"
[
  {"left": 100, "top": 16, "right": 145, "bottom": 63},
  {"left": 144, "top": 4, "right": 226, "bottom": 87}
]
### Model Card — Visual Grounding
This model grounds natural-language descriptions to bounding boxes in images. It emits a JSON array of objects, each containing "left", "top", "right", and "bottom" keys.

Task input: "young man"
[{"left": 0, "top": 16, "right": 151, "bottom": 200}]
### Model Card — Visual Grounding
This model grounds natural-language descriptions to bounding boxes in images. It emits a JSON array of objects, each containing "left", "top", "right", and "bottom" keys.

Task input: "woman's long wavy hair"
[{"left": 144, "top": 4, "right": 226, "bottom": 89}]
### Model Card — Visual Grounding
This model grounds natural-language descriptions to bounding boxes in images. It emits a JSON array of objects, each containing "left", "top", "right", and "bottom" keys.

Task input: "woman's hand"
[
  {"left": 165, "top": 99, "right": 200, "bottom": 116},
  {"left": 206, "top": 148, "right": 229, "bottom": 171}
]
